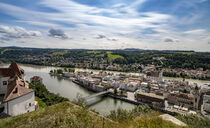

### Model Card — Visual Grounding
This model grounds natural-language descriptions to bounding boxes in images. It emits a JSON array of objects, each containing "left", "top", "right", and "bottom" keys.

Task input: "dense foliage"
[
  {"left": 0, "top": 47, "right": 210, "bottom": 70},
  {"left": 50, "top": 68, "right": 75, "bottom": 75},
  {"left": 107, "top": 104, "right": 152, "bottom": 121},
  {"left": 29, "top": 82, "right": 69, "bottom": 106}
]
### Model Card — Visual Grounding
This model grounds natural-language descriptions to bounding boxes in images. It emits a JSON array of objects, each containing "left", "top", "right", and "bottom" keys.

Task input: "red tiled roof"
[
  {"left": 9, "top": 62, "right": 24, "bottom": 76},
  {"left": 0, "top": 68, "right": 11, "bottom": 77},
  {"left": 31, "top": 76, "right": 42, "bottom": 81},
  {"left": 0, "top": 62, "right": 24, "bottom": 78},
  {"left": 4, "top": 76, "right": 33, "bottom": 102},
  {"left": 147, "top": 71, "right": 160, "bottom": 77}
]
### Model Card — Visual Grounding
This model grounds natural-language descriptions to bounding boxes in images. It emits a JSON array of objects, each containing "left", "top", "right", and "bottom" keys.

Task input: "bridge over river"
[{"left": 83, "top": 90, "right": 111, "bottom": 101}]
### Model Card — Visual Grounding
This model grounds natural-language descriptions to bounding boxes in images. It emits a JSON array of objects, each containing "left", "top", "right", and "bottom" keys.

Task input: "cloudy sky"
[{"left": 0, "top": 0, "right": 210, "bottom": 51}]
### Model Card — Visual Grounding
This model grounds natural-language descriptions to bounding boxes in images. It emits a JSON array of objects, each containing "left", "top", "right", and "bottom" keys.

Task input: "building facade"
[{"left": 0, "top": 62, "right": 36, "bottom": 116}]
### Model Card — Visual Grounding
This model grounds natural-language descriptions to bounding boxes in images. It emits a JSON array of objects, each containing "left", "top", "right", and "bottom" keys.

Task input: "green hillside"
[
  {"left": 107, "top": 51, "right": 124, "bottom": 61},
  {"left": 0, "top": 101, "right": 182, "bottom": 128},
  {"left": 52, "top": 50, "right": 68, "bottom": 55},
  {"left": 0, "top": 102, "right": 117, "bottom": 128}
]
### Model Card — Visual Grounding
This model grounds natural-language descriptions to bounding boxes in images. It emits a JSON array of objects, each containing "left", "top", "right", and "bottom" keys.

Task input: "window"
[
  {"left": 3, "top": 81, "right": 7, "bottom": 85},
  {"left": 29, "top": 103, "right": 31, "bottom": 107}
]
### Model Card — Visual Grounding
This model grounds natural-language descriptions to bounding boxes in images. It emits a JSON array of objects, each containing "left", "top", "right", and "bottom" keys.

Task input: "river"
[
  {"left": 0, "top": 64, "right": 136, "bottom": 115},
  {"left": 1, "top": 64, "right": 210, "bottom": 115}
]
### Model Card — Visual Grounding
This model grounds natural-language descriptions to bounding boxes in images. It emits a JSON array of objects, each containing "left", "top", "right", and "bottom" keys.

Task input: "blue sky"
[{"left": 0, "top": 0, "right": 210, "bottom": 51}]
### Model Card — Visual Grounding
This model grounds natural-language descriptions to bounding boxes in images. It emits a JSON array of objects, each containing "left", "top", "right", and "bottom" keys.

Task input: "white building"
[
  {"left": 120, "top": 82, "right": 138, "bottom": 92},
  {"left": 0, "top": 62, "right": 36, "bottom": 116},
  {"left": 63, "top": 72, "right": 75, "bottom": 78},
  {"left": 146, "top": 71, "right": 163, "bottom": 82},
  {"left": 3, "top": 77, "right": 35, "bottom": 116},
  {"left": 201, "top": 84, "right": 210, "bottom": 94},
  {"left": 203, "top": 94, "right": 210, "bottom": 113},
  {"left": 0, "top": 76, "right": 10, "bottom": 94},
  {"left": 0, "top": 62, "right": 24, "bottom": 94}
]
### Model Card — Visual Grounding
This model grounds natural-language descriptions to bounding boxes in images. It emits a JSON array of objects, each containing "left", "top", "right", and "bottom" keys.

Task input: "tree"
[
  {"left": 68, "top": 68, "right": 75, "bottom": 72},
  {"left": 120, "top": 90, "right": 123, "bottom": 95},
  {"left": 146, "top": 85, "right": 151, "bottom": 91},
  {"left": 64, "top": 68, "right": 67, "bottom": 72},
  {"left": 57, "top": 69, "right": 63, "bottom": 74},
  {"left": 104, "top": 53, "right": 108, "bottom": 58},
  {"left": 114, "top": 88, "right": 117, "bottom": 94}
]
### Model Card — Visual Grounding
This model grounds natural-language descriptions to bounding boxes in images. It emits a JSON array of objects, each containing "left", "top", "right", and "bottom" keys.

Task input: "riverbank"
[
  {"left": 71, "top": 79, "right": 179, "bottom": 116},
  {"left": 48, "top": 67, "right": 210, "bottom": 116},
  {"left": 3, "top": 62, "right": 210, "bottom": 81},
  {"left": 49, "top": 65, "right": 210, "bottom": 87},
  {"left": 0, "top": 64, "right": 136, "bottom": 115},
  {"left": 1, "top": 63, "right": 210, "bottom": 115}
]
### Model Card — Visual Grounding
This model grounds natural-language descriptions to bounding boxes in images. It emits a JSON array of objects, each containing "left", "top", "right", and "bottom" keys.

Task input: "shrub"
[{"left": 29, "top": 82, "right": 69, "bottom": 106}]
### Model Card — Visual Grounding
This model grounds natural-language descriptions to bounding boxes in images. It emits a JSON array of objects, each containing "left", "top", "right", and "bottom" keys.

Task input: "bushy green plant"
[
  {"left": 107, "top": 104, "right": 152, "bottom": 121},
  {"left": 29, "top": 82, "right": 69, "bottom": 106}
]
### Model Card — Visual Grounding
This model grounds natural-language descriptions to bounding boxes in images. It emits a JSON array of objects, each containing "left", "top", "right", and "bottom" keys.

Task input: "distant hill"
[
  {"left": 123, "top": 48, "right": 143, "bottom": 51},
  {"left": 0, "top": 46, "right": 195, "bottom": 52}
]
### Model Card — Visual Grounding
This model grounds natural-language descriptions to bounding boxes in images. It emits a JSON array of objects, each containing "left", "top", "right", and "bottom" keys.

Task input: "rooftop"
[
  {"left": 136, "top": 90, "right": 165, "bottom": 100},
  {"left": 4, "top": 76, "right": 33, "bottom": 102},
  {"left": 0, "top": 62, "right": 24, "bottom": 78}
]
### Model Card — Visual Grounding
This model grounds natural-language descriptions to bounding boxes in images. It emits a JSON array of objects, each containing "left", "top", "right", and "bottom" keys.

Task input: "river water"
[
  {"left": 1, "top": 64, "right": 210, "bottom": 115},
  {"left": 0, "top": 64, "right": 135, "bottom": 115}
]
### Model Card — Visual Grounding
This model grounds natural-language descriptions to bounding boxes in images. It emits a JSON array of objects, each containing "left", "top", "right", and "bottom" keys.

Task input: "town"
[
  {"left": 0, "top": 0, "right": 210, "bottom": 127},
  {"left": 1, "top": 47, "right": 210, "bottom": 81},
  {"left": 51, "top": 67, "right": 210, "bottom": 118},
  {"left": 1, "top": 62, "right": 210, "bottom": 119}
]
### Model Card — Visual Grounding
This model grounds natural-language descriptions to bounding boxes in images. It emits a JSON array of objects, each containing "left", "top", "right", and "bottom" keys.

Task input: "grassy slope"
[
  {"left": 87, "top": 51, "right": 105, "bottom": 57},
  {"left": 129, "top": 115, "right": 182, "bottom": 128},
  {"left": 52, "top": 50, "right": 68, "bottom": 55},
  {"left": 175, "top": 114, "right": 210, "bottom": 128},
  {"left": 87, "top": 51, "right": 101, "bottom": 54},
  {"left": 0, "top": 49, "right": 11, "bottom": 55},
  {"left": 0, "top": 102, "right": 181, "bottom": 128},
  {"left": 0, "top": 102, "right": 117, "bottom": 128},
  {"left": 107, "top": 52, "right": 124, "bottom": 61}
]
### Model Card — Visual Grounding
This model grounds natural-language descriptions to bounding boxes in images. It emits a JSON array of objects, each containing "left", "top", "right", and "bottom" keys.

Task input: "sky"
[{"left": 0, "top": 0, "right": 210, "bottom": 51}]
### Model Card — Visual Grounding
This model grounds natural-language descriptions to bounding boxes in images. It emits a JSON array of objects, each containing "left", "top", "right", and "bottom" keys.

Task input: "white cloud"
[
  {"left": 0, "top": 0, "right": 209, "bottom": 51},
  {"left": 184, "top": 29, "right": 206, "bottom": 35},
  {"left": 48, "top": 28, "right": 70, "bottom": 39},
  {"left": 0, "top": 0, "right": 172, "bottom": 37},
  {"left": 0, "top": 25, "right": 41, "bottom": 40}
]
